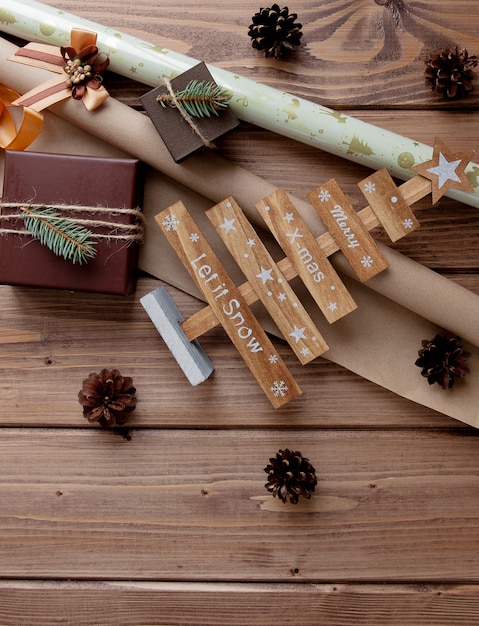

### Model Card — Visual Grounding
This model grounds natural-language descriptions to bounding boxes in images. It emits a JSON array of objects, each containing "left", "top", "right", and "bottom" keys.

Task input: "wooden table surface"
[{"left": 1, "top": 1, "right": 479, "bottom": 624}]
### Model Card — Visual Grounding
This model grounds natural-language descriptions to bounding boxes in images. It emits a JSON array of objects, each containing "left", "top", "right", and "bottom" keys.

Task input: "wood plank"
[
  {"left": 155, "top": 201, "right": 302, "bottom": 408},
  {"left": 40, "top": 0, "right": 479, "bottom": 108},
  {"left": 256, "top": 188, "right": 357, "bottom": 323},
  {"left": 206, "top": 196, "right": 329, "bottom": 363},
  {"left": 358, "top": 169, "right": 421, "bottom": 242},
  {"left": 3, "top": 581, "right": 479, "bottom": 626},
  {"left": 308, "top": 180, "right": 389, "bottom": 281},
  {"left": 2, "top": 429, "right": 479, "bottom": 580},
  {"left": 0, "top": 276, "right": 474, "bottom": 430}
]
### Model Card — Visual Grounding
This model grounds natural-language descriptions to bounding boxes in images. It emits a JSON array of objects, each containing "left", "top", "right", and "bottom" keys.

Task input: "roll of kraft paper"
[
  {"left": 0, "top": 36, "right": 478, "bottom": 425},
  {"left": 2, "top": 0, "right": 479, "bottom": 209}
]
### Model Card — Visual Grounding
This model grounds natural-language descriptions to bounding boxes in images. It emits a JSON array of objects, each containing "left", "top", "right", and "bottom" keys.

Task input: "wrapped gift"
[
  {"left": 140, "top": 62, "right": 240, "bottom": 162},
  {"left": 0, "top": 150, "right": 143, "bottom": 295}
]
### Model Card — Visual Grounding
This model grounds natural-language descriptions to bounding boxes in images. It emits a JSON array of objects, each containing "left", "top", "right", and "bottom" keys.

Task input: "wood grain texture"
[
  {"left": 256, "top": 188, "right": 358, "bottom": 323},
  {"left": 2, "top": 581, "right": 479, "bottom": 626},
  {"left": 2, "top": 428, "right": 479, "bottom": 581},
  {"left": 41, "top": 0, "right": 479, "bottom": 108},
  {"left": 2, "top": 0, "right": 479, "bottom": 623},
  {"left": 207, "top": 196, "right": 329, "bottom": 363}
]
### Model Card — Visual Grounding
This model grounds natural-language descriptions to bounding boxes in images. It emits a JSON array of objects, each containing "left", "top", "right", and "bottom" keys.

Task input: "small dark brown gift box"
[
  {"left": 140, "top": 62, "right": 240, "bottom": 162},
  {"left": 0, "top": 150, "right": 143, "bottom": 295}
]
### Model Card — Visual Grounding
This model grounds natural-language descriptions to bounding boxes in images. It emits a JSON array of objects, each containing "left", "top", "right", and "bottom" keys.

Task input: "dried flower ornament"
[
  {"left": 424, "top": 47, "right": 478, "bottom": 99},
  {"left": 61, "top": 43, "right": 109, "bottom": 101},
  {"left": 415, "top": 334, "right": 471, "bottom": 389},
  {"left": 248, "top": 5, "right": 303, "bottom": 59},
  {"left": 264, "top": 448, "right": 317, "bottom": 503},
  {"left": 78, "top": 368, "right": 137, "bottom": 427}
]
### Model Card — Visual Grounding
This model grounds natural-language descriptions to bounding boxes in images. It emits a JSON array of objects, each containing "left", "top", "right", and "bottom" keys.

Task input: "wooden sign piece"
[
  {"left": 308, "top": 179, "right": 389, "bottom": 282},
  {"left": 255, "top": 188, "right": 357, "bottom": 324},
  {"left": 156, "top": 202, "right": 302, "bottom": 408},
  {"left": 207, "top": 197, "right": 328, "bottom": 365},
  {"left": 411, "top": 137, "right": 475, "bottom": 205},
  {"left": 358, "top": 169, "right": 420, "bottom": 242}
]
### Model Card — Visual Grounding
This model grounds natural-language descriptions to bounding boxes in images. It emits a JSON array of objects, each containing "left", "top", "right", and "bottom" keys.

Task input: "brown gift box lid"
[
  {"left": 0, "top": 151, "right": 143, "bottom": 295},
  {"left": 140, "top": 62, "right": 240, "bottom": 163}
]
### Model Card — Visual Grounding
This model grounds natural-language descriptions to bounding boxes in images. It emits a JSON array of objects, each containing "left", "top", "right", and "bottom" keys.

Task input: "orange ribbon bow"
[
  {"left": 9, "top": 29, "right": 110, "bottom": 112},
  {"left": 0, "top": 85, "right": 43, "bottom": 150}
]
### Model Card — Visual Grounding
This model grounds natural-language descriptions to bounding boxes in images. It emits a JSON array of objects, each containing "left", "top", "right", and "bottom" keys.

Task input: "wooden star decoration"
[{"left": 411, "top": 137, "right": 475, "bottom": 204}]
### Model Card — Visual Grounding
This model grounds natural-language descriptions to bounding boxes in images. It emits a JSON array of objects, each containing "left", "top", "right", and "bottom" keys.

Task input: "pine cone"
[
  {"left": 78, "top": 368, "right": 137, "bottom": 427},
  {"left": 248, "top": 5, "right": 303, "bottom": 59},
  {"left": 415, "top": 334, "right": 471, "bottom": 389},
  {"left": 424, "top": 47, "right": 478, "bottom": 99},
  {"left": 264, "top": 448, "right": 317, "bottom": 504}
]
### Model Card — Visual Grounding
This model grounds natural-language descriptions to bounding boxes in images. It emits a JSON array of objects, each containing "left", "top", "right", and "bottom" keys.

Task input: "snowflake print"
[
  {"left": 189, "top": 232, "right": 200, "bottom": 242},
  {"left": 361, "top": 255, "right": 374, "bottom": 268},
  {"left": 402, "top": 218, "right": 414, "bottom": 229},
  {"left": 363, "top": 181, "right": 376, "bottom": 193},
  {"left": 162, "top": 213, "right": 180, "bottom": 232},
  {"left": 318, "top": 189, "right": 331, "bottom": 202},
  {"left": 269, "top": 354, "right": 279, "bottom": 364},
  {"left": 270, "top": 380, "right": 289, "bottom": 397}
]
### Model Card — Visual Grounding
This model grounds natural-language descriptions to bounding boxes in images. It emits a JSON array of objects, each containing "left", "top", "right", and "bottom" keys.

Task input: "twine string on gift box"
[
  {"left": 0, "top": 201, "right": 145, "bottom": 264},
  {"left": 163, "top": 77, "right": 216, "bottom": 149}
]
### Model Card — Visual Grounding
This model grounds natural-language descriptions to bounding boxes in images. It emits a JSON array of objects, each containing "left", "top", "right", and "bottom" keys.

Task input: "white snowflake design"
[
  {"left": 318, "top": 189, "right": 331, "bottom": 202},
  {"left": 162, "top": 213, "right": 180, "bottom": 232},
  {"left": 270, "top": 380, "right": 289, "bottom": 397},
  {"left": 402, "top": 218, "right": 414, "bottom": 229},
  {"left": 189, "top": 232, "right": 200, "bottom": 242},
  {"left": 363, "top": 181, "right": 376, "bottom": 193},
  {"left": 361, "top": 255, "right": 374, "bottom": 268},
  {"left": 268, "top": 354, "right": 279, "bottom": 364}
]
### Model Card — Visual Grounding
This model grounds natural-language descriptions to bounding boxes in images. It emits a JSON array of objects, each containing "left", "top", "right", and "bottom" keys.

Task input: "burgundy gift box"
[{"left": 0, "top": 151, "right": 143, "bottom": 295}]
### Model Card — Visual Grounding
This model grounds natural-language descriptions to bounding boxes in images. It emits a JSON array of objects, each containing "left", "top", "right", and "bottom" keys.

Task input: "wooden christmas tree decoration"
[{"left": 141, "top": 137, "right": 475, "bottom": 408}]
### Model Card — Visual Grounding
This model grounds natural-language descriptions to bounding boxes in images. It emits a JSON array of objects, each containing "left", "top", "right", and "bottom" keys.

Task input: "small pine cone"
[
  {"left": 264, "top": 448, "right": 317, "bottom": 504},
  {"left": 424, "top": 47, "right": 478, "bottom": 99},
  {"left": 78, "top": 368, "right": 137, "bottom": 427},
  {"left": 415, "top": 334, "right": 471, "bottom": 389},
  {"left": 248, "top": 4, "right": 303, "bottom": 59}
]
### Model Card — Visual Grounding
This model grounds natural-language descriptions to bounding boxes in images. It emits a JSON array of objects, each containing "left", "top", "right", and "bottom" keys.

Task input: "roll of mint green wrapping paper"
[{"left": 2, "top": 0, "right": 479, "bottom": 208}]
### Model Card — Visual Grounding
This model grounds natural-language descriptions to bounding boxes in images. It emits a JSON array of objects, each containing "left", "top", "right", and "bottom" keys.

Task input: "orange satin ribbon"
[
  {"left": 0, "top": 85, "right": 43, "bottom": 150},
  {"left": 9, "top": 29, "right": 109, "bottom": 113}
]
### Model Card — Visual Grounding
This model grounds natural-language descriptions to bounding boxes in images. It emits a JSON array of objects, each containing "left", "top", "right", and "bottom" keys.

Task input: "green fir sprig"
[
  {"left": 21, "top": 205, "right": 97, "bottom": 265},
  {"left": 157, "top": 79, "right": 231, "bottom": 118}
]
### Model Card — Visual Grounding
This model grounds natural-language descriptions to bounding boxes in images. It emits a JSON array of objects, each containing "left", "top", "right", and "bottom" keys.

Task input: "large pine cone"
[
  {"left": 78, "top": 368, "right": 137, "bottom": 427},
  {"left": 415, "top": 334, "right": 471, "bottom": 389},
  {"left": 264, "top": 448, "right": 317, "bottom": 503},
  {"left": 248, "top": 5, "right": 303, "bottom": 59},
  {"left": 424, "top": 47, "right": 478, "bottom": 98}
]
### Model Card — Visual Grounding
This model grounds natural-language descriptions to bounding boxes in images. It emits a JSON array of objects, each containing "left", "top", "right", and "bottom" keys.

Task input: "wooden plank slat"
[
  {"left": 206, "top": 196, "right": 329, "bottom": 363},
  {"left": 308, "top": 180, "right": 389, "bottom": 281},
  {"left": 3, "top": 581, "right": 479, "bottom": 626},
  {"left": 255, "top": 188, "right": 357, "bottom": 323},
  {"left": 155, "top": 201, "right": 302, "bottom": 408},
  {"left": 358, "top": 169, "right": 421, "bottom": 242},
  {"left": 0, "top": 275, "right": 476, "bottom": 429},
  {"left": 2, "top": 429, "right": 479, "bottom": 581}
]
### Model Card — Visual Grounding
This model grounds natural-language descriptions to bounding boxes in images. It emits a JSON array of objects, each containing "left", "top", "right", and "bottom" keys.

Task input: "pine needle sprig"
[
  {"left": 157, "top": 79, "right": 231, "bottom": 118},
  {"left": 21, "top": 205, "right": 97, "bottom": 265}
]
